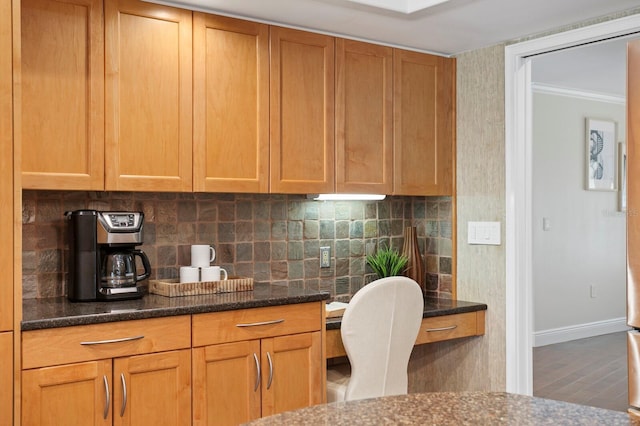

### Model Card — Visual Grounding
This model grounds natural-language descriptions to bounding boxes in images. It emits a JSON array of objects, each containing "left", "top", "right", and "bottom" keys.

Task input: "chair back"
[{"left": 340, "top": 276, "right": 424, "bottom": 401}]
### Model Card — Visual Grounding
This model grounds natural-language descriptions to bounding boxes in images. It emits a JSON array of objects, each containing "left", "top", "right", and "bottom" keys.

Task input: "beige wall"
[{"left": 409, "top": 44, "right": 507, "bottom": 392}]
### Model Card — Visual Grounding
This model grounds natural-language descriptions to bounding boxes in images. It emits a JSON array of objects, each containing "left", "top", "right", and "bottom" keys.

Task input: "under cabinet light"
[{"left": 308, "top": 194, "right": 386, "bottom": 201}]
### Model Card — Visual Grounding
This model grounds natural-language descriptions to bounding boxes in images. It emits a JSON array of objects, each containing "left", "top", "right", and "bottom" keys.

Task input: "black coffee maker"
[{"left": 66, "top": 210, "right": 151, "bottom": 302}]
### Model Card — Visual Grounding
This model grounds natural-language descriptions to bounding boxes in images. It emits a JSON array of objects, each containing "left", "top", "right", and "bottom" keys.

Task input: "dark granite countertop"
[
  {"left": 246, "top": 392, "right": 640, "bottom": 425},
  {"left": 22, "top": 283, "right": 487, "bottom": 333},
  {"left": 325, "top": 297, "right": 487, "bottom": 330},
  {"left": 21, "top": 283, "right": 330, "bottom": 331}
]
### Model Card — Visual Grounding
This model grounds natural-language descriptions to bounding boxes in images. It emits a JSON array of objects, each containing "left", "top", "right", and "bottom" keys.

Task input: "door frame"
[{"left": 504, "top": 13, "right": 640, "bottom": 395}]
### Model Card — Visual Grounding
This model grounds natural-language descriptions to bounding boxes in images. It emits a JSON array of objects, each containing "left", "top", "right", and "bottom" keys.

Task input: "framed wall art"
[{"left": 586, "top": 118, "right": 617, "bottom": 191}]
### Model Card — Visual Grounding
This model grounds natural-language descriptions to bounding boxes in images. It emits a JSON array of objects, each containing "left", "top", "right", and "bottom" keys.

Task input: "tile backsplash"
[{"left": 22, "top": 190, "right": 453, "bottom": 301}]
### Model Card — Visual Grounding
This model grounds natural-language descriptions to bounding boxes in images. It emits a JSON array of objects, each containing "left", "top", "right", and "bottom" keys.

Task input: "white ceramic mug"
[
  {"left": 201, "top": 266, "right": 228, "bottom": 282},
  {"left": 191, "top": 245, "right": 216, "bottom": 268},
  {"left": 179, "top": 266, "right": 200, "bottom": 283}
]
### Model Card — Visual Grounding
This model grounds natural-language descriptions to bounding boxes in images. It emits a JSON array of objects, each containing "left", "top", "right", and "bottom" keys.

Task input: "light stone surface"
[{"left": 247, "top": 392, "right": 640, "bottom": 426}]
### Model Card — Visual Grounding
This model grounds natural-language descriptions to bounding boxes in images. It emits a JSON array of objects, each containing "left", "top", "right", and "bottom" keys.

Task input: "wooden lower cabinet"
[
  {"left": 260, "top": 332, "right": 323, "bottom": 417},
  {"left": 193, "top": 340, "right": 262, "bottom": 425},
  {"left": 22, "top": 349, "right": 191, "bottom": 426},
  {"left": 20, "top": 306, "right": 326, "bottom": 424},
  {"left": 193, "top": 332, "right": 322, "bottom": 425},
  {"left": 23, "top": 360, "right": 113, "bottom": 426},
  {"left": 0, "top": 332, "right": 12, "bottom": 425},
  {"left": 21, "top": 316, "right": 192, "bottom": 425},
  {"left": 192, "top": 302, "right": 325, "bottom": 425},
  {"left": 114, "top": 350, "right": 191, "bottom": 426}
]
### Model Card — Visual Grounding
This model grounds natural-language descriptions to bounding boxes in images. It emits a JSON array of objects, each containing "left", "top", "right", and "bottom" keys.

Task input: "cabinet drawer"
[
  {"left": 414, "top": 311, "right": 483, "bottom": 345},
  {"left": 22, "top": 316, "right": 191, "bottom": 369},
  {"left": 193, "top": 302, "right": 322, "bottom": 347}
]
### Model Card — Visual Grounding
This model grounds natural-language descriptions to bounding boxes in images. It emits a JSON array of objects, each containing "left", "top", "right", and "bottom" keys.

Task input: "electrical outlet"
[
  {"left": 320, "top": 246, "right": 331, "bottom": 268},
  {"left": 590, "top": 285, "right": 597, "bottom": 298}
]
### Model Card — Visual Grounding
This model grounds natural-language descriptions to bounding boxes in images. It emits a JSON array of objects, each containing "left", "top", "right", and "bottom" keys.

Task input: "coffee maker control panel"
[
  {"left": 96, "top": 211, "right": 144, "bottom": 245},
  {"left": 101, "top": 212, "right": 141, "bottom": 231},
  {"left": 99, "top": 212, "right": 143, "bottom": 232}
]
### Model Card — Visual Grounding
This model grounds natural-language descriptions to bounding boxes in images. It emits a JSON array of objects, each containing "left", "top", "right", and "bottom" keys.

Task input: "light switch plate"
[{"left": 468, "top": 221, "right": 501, "bottom": 245}]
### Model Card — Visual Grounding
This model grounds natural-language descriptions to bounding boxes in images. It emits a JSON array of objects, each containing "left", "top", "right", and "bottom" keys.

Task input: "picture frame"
[
  {"left": 619, "top": 142, "right": 627, "bottom": 212},
  {"left": 586, "top": 118, "right": 617, "bottom": 191}
]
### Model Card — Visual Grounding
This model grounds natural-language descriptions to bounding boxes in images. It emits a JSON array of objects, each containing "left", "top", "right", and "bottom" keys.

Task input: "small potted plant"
[{"left": 366, "top": 245, "right": 409, "bottom": 279}]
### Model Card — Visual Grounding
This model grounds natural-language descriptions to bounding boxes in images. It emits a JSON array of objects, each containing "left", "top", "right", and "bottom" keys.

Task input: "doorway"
[{"left": 505, "top": 14, "right": 640, "bottom": 395}]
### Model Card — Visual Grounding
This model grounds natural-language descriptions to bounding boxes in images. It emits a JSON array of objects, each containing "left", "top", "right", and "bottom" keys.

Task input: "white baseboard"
[{"left": 533, "top": 317, "right": 630, "bottom": 347}]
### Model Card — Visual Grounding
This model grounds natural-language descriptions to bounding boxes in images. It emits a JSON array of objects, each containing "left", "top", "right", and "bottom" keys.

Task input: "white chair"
[{"left": 326, "top": 276, "right": 424, "bottom": 402}]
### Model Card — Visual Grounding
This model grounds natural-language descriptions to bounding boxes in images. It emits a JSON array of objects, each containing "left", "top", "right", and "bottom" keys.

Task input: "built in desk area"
[{"left": 325, "top": 297, "right": 487, "bottom": 359}]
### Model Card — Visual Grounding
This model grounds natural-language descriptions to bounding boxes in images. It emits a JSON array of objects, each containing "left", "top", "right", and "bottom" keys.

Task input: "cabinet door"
[
  {"left": 113, "top": 349, "right": 191, "bottom": 426},
  {"left": 193, "top": 340, "right": 261, "bottom": 426},
  {"left": 22, "top": 360, "right": 112, "bottom": 426},
  {"left": 336, "top": 39, "right": 393, "bottom": 194},
  {"left": 21, "top": 0, "right": 104, "bottom": 190},
  {"left": 629, "top": 39, "right": 640, "bottom": 327},
  {"left": 105, "top": 0, "right": 192, "bottom": 192},
  {"left": 393, "top": 49, "right": 455, "bottom": 195},
  {"left": 270, "top": 27, "right": 335, "bottom": 194},
  {"left": 0, "top": 0, "right": 13, "bottom": 332},
  {"left": 261, "top": 331, "right": 323, "bottom": 417},
  {"left": 0, "top": 332, "right": 12, "bottom": 425},
  {"left": 193, "top": 14, "right": 269, "bottom": 193}
]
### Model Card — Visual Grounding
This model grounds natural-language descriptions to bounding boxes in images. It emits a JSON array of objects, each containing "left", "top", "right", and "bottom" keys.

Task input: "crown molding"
[{"left": 531, "top": 83, "right": 625, "bottom": 105}]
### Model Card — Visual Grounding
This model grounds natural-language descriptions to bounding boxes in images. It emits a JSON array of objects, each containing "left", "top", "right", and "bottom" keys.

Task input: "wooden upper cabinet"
[
  {"left": 105, "top": 0, "right": 192, "bottom": 192},
  {"left": 393, "top": 49, "right": 455, "bottom": 196},
  {"left": 21, "top": 0, "right": 104, "bottom": 190},
  {"left": 193, "top": 14, "right": 269, "bottom": 193},
  {"left": 0, "top": 0, "right": 13, "bottom": 333},
  {"left": 270, "top": 27, "right": 335, "bottom": 194},
  {"left": 336, "top": 39, "right": 393, "bottom": 194}
]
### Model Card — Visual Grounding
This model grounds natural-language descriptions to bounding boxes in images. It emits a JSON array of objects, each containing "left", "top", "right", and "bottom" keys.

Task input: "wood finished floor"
[{"left": 533, "top": 331, "right": 628, "bottom": 412}]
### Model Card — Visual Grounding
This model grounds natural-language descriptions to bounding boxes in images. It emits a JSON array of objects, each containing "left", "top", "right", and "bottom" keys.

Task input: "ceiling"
[
  {"left": 162, "top": 0, "right": 639, "bottom": 56},
  {"left": 157, "top": 0, "right": 640, "bottom": 97},
  {"left": 531, "top": 36, "right": 635, "bottom": 99}
]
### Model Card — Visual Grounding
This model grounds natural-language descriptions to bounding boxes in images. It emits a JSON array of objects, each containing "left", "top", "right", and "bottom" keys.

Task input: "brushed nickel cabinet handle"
[
  {"left": 120, "top": 373, "right": 127, "bottom": 417},
  {"left": 236, "top": 319, "right": 285, "bottom": 328},
  {"left": 103, "top": 375, "right": 110, "bottom": 420},
  {"left": 253, "top": 353, "right": 261, "bottom": 392},
  {"left": 426, "top": 325, "right": 458, "bottom": 332},
  {"left": 266, "top": 352, "right": 273, "bottom": 390},
  {"left": 80, "top": 335, "right": 145, "bottom": 345}
]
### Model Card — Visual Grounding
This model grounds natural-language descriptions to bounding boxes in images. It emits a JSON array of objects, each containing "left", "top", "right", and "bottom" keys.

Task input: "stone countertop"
[
  {"left": 21, "top": 283, "right": 330, "bottom": 331},
  {"left": 246, "top": 392, "right": 640, "bottom": 425},
  {"left": 325, "top": 297, "right": 487, "bottom": 330}
]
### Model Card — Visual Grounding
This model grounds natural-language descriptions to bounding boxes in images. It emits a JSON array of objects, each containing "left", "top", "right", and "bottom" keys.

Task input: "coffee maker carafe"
[{"left": 66, "top": 210, "right": 151, "bottom": 301}]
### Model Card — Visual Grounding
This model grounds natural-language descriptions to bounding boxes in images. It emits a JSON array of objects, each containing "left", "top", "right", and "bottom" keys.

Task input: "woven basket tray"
[{"left": 149, "top": 277, "right": 254, "bottom": 297}]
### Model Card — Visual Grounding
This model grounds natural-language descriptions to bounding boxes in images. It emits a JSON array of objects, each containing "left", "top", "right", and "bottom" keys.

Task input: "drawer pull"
[
  {"left": 80, "top": 335, "right": 145, "bottom": 345},
  {"left": 253, "top": 353, "right": 261, "bottom": 392},
  {"left": 103, "top": 375, "right": 110, "bottom": 420},
  {"left": 236, "top": 319, "right": 285, "bottom": 328},
  {"left": 426, "top": 325, "right": 458, "bottom": 332},
  {"left": 120, "top": 373, "right": 127, "bottom": 417},
  {"left": 266, "top": 351, "right": 274, "bottom": 390}
]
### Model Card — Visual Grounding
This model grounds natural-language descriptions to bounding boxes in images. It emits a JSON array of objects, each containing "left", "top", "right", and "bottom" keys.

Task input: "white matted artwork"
[{"left": 586, "top": 118, "right": 617, "bottom": 191}]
